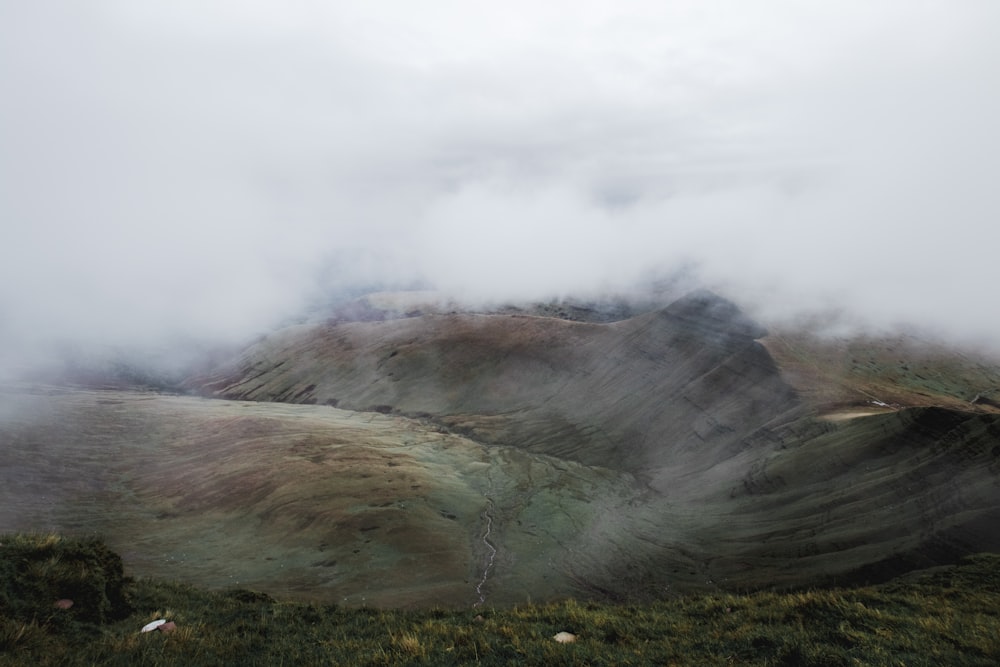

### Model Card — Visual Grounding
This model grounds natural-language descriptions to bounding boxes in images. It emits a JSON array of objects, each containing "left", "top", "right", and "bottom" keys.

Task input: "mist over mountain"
[
  {"left": 3, "top": 1, "right": 1000, "bottom": 377},
  {"left": 192, "top": 290, "right": 794, "bottom": 481},
  {"left": 2, "top": 1, "right": 1000, "bottom": 612}
]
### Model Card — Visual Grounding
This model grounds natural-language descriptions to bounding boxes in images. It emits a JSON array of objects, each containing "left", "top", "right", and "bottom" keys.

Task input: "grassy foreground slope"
[{"left": 2, "top": 534, "right": 999, "bottom": 666}]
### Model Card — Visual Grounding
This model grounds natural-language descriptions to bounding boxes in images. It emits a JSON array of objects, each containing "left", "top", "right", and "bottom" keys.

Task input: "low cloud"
[{"left": 2, "top": 0, "right": 998, "bottom": 375}]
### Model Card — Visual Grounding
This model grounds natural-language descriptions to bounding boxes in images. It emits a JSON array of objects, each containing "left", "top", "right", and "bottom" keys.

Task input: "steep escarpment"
[
  {"left": 192, "top": 291, "right": 800, "bottom": 479},
  {"left": 667, "top": 406, "right": 1000, "bottom": 588}
]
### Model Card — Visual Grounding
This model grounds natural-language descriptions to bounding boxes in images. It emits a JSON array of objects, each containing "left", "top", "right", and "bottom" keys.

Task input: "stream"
[{"left": 474, "top": 497, "right": 497, "bottom": 607}]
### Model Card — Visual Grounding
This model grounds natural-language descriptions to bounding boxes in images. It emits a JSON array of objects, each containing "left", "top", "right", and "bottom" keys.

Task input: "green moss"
[{"left": 0, "top": 533, "right": 130, "bottom": 628}]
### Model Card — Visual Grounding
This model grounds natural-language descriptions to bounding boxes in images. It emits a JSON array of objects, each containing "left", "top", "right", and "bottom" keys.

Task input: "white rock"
[
  {"left": 553, "top": 631, "right": 577, "bottom": 643},
  {"left": 141, "top": 619, "right": 167, "bottom": 633}
]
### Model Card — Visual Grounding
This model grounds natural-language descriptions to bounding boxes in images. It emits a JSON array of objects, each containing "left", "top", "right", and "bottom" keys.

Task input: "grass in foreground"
[{"left": 2, "top": 534, "right": 999, "bottom": 666}]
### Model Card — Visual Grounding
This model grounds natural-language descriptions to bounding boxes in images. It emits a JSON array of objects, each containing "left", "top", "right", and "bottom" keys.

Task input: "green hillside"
[
  {"left": 4, "top": 292, "right": 1000, "bottom": 607},
  {"left": 3, "top": 534, "right": 999, "bottom": 666}
]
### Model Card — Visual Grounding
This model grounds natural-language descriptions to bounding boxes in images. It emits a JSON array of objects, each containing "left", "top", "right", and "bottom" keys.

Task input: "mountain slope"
[
  {"left": 4, "top": 290, "right": 1000, "bottom": 606},
  {"left": 193, "top": 291, "right": 800, "bottom": 483},
  {"left": 659, "top": 406, "right": 1000, "bottom": 590},
  {"left": 0, "top": 387, "right": 644, "bottom": 607}
]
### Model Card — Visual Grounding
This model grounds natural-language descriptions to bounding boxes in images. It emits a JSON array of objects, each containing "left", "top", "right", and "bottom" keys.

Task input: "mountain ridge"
[{"left": 190, "top": 291, "right": 799, "bottom": 479}]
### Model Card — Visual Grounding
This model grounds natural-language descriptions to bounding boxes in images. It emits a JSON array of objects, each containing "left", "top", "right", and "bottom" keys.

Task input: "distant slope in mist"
[
  {"left": 762, "top": 330, "right": 1000, "bottom": 416},
  {"left": 191, "top": 290, "right": 799, "bottom": 484}
]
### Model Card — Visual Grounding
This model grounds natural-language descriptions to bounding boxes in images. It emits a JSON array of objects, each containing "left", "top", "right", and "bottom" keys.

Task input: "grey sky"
[{"left": 2, "top": 1, "right": 999, "bottom": 367}]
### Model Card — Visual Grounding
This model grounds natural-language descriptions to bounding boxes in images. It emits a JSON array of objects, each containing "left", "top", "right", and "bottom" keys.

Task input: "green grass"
[
  {"left": 2, "top": 534, "right": 999, "bottom": 666},
  {"left": 762, "top": 331, "right": 1000, "bottom": 414}
]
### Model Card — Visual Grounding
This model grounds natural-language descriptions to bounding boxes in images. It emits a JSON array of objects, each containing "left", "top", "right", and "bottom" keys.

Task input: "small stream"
[{"left": 474, "top": 498, "right": 497, "bottom": 607}]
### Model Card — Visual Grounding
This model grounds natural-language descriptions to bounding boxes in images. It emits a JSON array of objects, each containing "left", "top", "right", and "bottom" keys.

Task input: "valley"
[{"left": 2, "top": 291, "right": 1000, "bottom": 608}]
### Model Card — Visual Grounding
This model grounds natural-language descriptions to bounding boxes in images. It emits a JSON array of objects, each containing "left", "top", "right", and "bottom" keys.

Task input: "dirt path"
[{"left": 818, "top": 407, "right": 895, "bottom": 422}]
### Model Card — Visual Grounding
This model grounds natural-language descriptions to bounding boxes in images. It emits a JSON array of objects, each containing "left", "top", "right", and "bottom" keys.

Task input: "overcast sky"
[{"left": 2, "top": 1, "right": 999, "bottom": 368}]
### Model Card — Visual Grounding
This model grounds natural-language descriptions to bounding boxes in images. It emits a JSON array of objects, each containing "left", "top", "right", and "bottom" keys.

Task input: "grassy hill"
[
  {"left": 762, "top": 329, "right": 1000, "bottom": 417},
  {"left": 4, "top": 291, "right": 1000, "bottom": 608},
  {"left": 191, "top": 290, "right": 798, "bottom": 477},
  {"left": 3, "top": 534, "right": 999, "bottom": 666}
]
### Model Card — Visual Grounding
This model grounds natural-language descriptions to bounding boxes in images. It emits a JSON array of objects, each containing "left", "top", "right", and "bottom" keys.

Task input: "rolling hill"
[{"left": 2, "top": 290, "right": 999, "bottom": 607}]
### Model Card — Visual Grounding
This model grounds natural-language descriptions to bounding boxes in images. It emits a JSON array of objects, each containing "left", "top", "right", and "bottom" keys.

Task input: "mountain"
[
  {"left": 3, "top": 290, "right": 1000, "bottom": 607},
  {"left": 191, "top": 290, "right": 797, "bottom": 485}
]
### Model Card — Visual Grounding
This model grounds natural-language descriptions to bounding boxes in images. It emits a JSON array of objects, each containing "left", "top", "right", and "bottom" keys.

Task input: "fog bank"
[{"left": 2, "top": 1, "right": 998, "bottom": 372}]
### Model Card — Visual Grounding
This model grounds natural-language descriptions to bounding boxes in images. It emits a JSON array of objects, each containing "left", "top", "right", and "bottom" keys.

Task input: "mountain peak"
[{"left": 661, "top": 289, "right": 767, "bottom": 340}]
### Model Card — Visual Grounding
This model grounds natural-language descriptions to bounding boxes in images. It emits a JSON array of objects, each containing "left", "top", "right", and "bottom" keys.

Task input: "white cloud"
[{"left": 2, "top": 0, "right": 998, "bottom": 368}]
